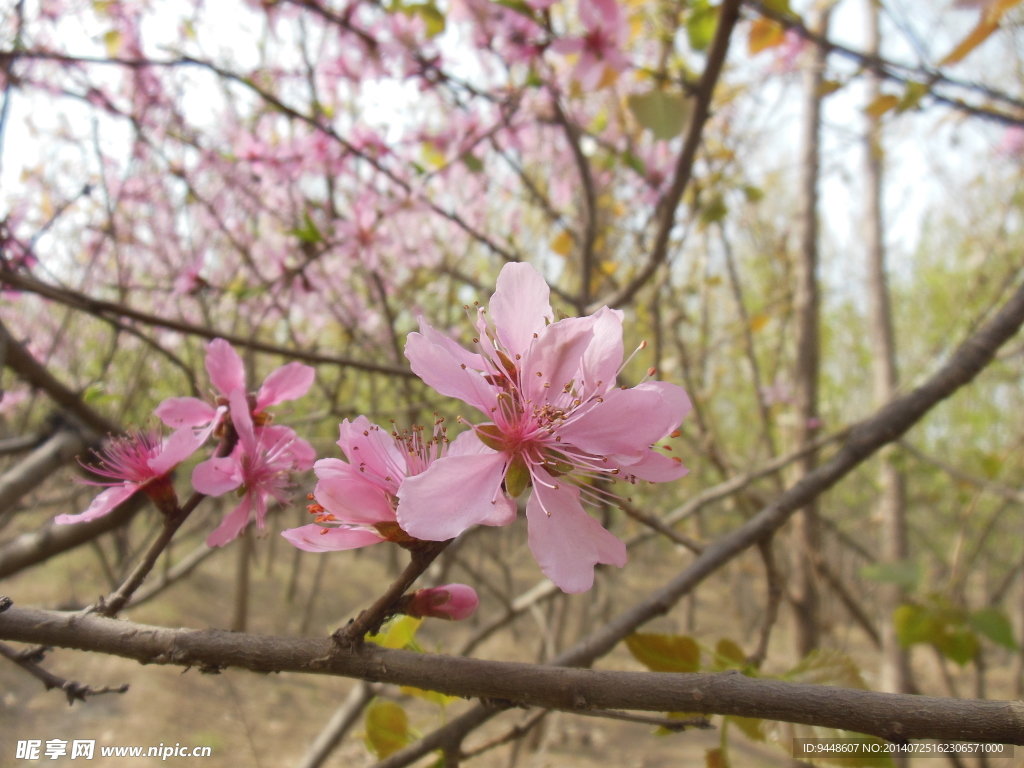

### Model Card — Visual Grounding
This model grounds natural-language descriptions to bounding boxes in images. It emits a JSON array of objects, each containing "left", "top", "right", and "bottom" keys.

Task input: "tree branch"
[{"left": 0, "top": 606, "right": 1020, "bottom": 743}]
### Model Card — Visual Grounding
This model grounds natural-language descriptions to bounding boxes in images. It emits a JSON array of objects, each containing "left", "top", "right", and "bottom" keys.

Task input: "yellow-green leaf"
[
  {"left": 784, "top": 649, "right": 867, "bottom": 689},
  {"left": 897, "top": 81, "right": 928, "bottom": 112},
  {"left": 864, "top": 94, "right": 899, "bottom": 119},
  {"left": 627, "top": 90, "right": 691, "bottom": 141},
  {"left": 713, "top": 638, "right": 747, "bottom": 670},
  {"left": 625, "top": 633, "right": 700, "bottom": 673},
  {"left": 364, "top": 700, "right": 410, "bottom": 758},
  {"left": 705, "top": 747, "right": 728, "bottom": 768},
  {"left": 366, "top": 616, "right": 422, "bottom": 649},
  {"left": 401, "top": 686, "right": 460, "bottom": 707},
  {"left": 749, "top": 314, "right": 770, "bottom": 333},
  {"left": 687, "top": 0, "right": 718, "bottom": 52},
  {"left": 818, "top": 79, "right": 843, "bottom": 97},
  {"left": 970, "top": 606, "right": 1018, "bottom": 650},
  {"left": 940, "top": 18, "right": 999, "bottom": 66},
  {"left": 103, "top": 29, "right": 122, "bottom": 57},
  {"left": 748, "top": 17, "right": 785, "bottom": 55},
  {"left": 727, "top": 715, "right": 766, "bottom": 742},
  {"left": 550, "top": 230, "right": 574, "bottom": 257}
]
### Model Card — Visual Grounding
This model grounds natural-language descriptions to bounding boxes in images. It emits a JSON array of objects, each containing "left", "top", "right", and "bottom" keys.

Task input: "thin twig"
[
  {"left": 0, "top": 635, "right": 128, "bottom": 705},
  {"left": 335, "top": 540, "right": 450, "bottom": 646}
]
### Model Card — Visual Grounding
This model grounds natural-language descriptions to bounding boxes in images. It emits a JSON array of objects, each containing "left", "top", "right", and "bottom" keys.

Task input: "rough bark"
[{"left": 0, "top": 607, "right": 1021, "bottom": 744}]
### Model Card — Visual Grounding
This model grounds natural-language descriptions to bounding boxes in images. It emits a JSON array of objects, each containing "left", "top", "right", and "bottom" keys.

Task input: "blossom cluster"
[{"left": 59, "top": 263, "right": 689, "bottom": 599}]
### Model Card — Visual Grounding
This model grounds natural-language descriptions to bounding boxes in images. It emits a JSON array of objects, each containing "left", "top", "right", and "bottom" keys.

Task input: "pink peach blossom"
[
  {"left": 155, "top": 338, "right": 315, "bottom": 464},
  {"left": 55, "top": 428, "right": 195, "bottom": 524},
  {"left": 193, "top": 390, "right": 313, "bottom": 547},
  {"left": 396, "top": 262, "right": 691, "bottom": 593},
  {"left": 281, "top": 416, "right": 515, "bottom": 553}
]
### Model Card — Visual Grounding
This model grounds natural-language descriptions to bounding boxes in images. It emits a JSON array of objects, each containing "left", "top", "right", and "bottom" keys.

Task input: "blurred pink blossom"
[
  {"left": 550, "top": 0, "right": 629, "bottom": 90},
  {"left": 996, "top": 126, "right": 1024, "bottom": 157}
]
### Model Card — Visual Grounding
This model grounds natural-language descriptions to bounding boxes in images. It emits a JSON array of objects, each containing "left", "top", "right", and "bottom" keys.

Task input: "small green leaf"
[
  {"left": 699, "top": 194, "right": 728, "bottom": 226},
  {"left": 364, "top": 700, "right": 411, "bottom": 758},
  {"left": 894, "top": 604, "right": 933, "bottom": 647},
  {"left": 970, "top": 607, "right": 1017, "bottom": 651},
  {"left": 712, "top": 638, "right": 746, "bottom": 670},
  {"left": 784, "top": 649, "right": 867, "bottom": 689},
  {"left": 726, "top": 715, "right": 765, "bottom": 742},
  {"left": 625, "top": 633, "right": 700, "bottom": 673},
  {"left": 654, "top": 711, "right": 704, "bottom": 736},
  {"left": 935, "top": 629, "right": 978, "bottom": 666},
  {"left": 897, "top": 81, "right": 928, "bottom": 112},
  {"left": 622, "top": 150, "right": 647, "bottom": 176},
  {"left": 366, "top": 616, "right": 422, "bottom": 649},
  {"left": 742, "top": 185, "right": 764, "bottom": 203},
  {"left": 627, "top": 90, "right": 691, "bottom": 141},
  {"left": 686, "top": 1, "right": 718, "bottom": 52},
  {"left": 460, "top": 152, "right": 484, "bottom": 173},
  {"left": 401, "top": 685, "right": 461, "bottom": 707},
  {"left": 505, "top": 454, "right": 531, "bottom": 498},
  {"left": 291, "top": 211, "right": 324, "bottom": 244},
  {"left": 860, "top": 560, "right": 921, "bottom": 591}
]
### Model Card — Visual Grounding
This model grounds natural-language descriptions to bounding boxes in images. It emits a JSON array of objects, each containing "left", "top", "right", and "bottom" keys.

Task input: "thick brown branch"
[{"left": 0, "top": 606, "right": 1020, "bottom": 743}]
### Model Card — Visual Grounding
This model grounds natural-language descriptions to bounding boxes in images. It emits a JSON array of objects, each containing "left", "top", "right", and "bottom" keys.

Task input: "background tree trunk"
[
  {"left": 790, "top": 5, "right": 830, "bottom": 660},
  {"left": 863, "top": 0, "right": 913, "bottom": 697}
]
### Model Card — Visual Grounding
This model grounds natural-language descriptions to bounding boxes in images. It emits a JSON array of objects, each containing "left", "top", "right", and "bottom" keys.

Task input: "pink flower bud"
[{"left": 406, "top": 584, "right": 479, "bottom": 621}]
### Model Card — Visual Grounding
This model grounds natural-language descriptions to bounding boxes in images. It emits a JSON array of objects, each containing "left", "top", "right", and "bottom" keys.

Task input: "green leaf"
[
  {"left": 401, "top": 685, "right": 461, "bottom": 707},
  {"left": 654, "top": 711, "right": 704, "bottom": 736},
  {"left": 291, "top": 211, "right": 324, "bottom": 245},
  {"left": 742, "top": 185, "right": 764, "bottom": 203},
  {"left": 622, "top": 150, "right": 647, "bottom": 176},
  {"left": 492, "top": 0, "right": 536, "bottom": 19},
  {"left": 970, "top": 607, "right": 1018, "bottom": 650},
  {"left": 897, "top": 81, "right": 929, "bottom": 112},
  {"left": 460, "top": 152, "right": 484, "bottom": 173},
  {"left": 859, "top": 560, "right": 921, "bottom": 591},
  {"left": 364, "top": 700, "right": 410, "bottom": 758},
  {"left": 727, "top": 715, "right": 766, "bottom": 742},
  {"left": 366, "top": 616, "right": 422, "bottom": 649},
  {"left": 712, "top": 638, "right": 746, "bottom": 670},
  {"left": 935, "top": 628, "right": 978, "bottom": 666},
  {"left": 699, "top": 194, "right": 728, "bottom": 226},
  {"left": 784, "top": 649, "right": 867, "bottom": 689},
  {"left": 894, "top": 604, "right": 933, "bottom": 647},
  {"left": 625, "top": 633, "right": 700, "bottom": 673},
  {"left": 686, "top": 1, "right": 718, "bottom": 52},
  {"left": 627, "top": 90, "right": 691, "bottom": 141}
]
